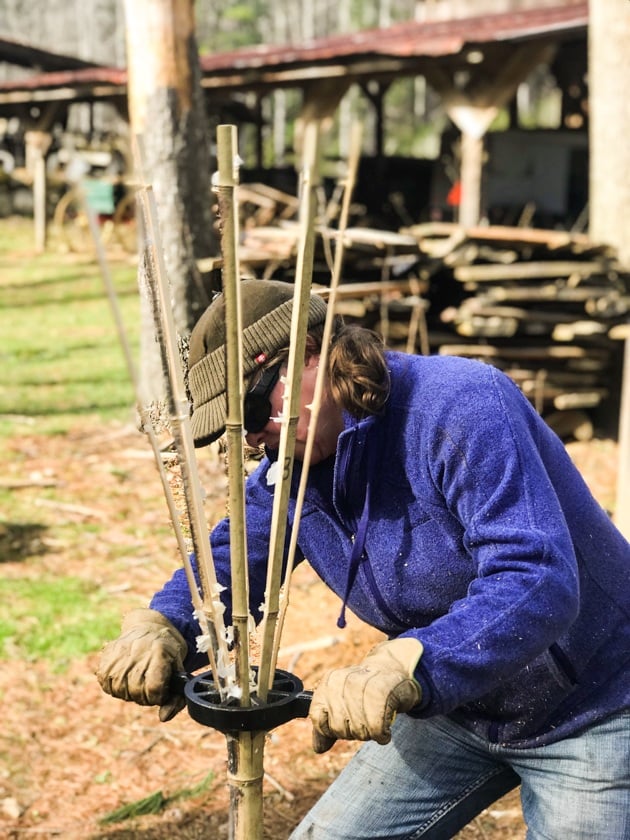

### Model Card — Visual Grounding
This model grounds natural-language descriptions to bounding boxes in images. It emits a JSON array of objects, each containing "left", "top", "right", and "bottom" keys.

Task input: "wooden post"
[
  {"left": 458, "top": 127, "right": 486, "bottom": 228},
  {"left": 25, "top": 131, "right": 52, "bottom": 254},
  {"left": 615, "top": 335, "right": 630, "bottom": 539},
  {"left": 443, "top": 104, "right": 496, "bottom": 228},
  {"left": 434, "top": 42, "right": 556, "bottom": 228}
]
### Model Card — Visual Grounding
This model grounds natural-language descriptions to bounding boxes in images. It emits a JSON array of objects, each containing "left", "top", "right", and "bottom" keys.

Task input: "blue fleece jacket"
[{"left": 150, "top": 352, "right": 630, "bottom": 748}]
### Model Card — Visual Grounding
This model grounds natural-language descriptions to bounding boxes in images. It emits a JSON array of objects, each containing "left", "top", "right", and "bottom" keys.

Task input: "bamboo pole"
[
  {"left": 226, "top": 732, "right": 266, "bottom": 840},
  {"left": 256, "top": 120, "right": 322, "bottom": 700},
  {"left": 213, "top": 125, "right": 268, "bottom": 840},
  {"left": 133, "top": 168, "right": 232, "bottom": 698},
  {"left": 270, "top": 123, "right": 363, "bottom": 675},
  {"left": 79, "top": 184, "right": 212, "bottom": 658},
  {"left": 214, "top": 124, "right": 252, "bottom": 705}
]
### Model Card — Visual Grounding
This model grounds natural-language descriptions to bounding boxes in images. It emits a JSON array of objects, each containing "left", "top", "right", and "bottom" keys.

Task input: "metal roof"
[
  {"left": 199, "top": 2, "right": 588, "bottom": 72},
  {"left": 0, "top": 35, "right": 103, "bottom": 72},
  {"left": 0, "top": 3, "right": 587, "bottom": 106}
]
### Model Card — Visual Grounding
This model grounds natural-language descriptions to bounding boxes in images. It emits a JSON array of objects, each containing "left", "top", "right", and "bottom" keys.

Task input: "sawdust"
[{"left": 0, "top": 421, "right": 619, "bottom": 839}]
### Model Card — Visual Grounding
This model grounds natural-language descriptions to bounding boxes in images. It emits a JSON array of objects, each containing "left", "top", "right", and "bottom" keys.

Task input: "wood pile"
[
  {"left": 401, "top": 223, "right": 630, "bottom": 440},
  {"left": 235, "top": 194, "right": 630, "bottom": 440}
]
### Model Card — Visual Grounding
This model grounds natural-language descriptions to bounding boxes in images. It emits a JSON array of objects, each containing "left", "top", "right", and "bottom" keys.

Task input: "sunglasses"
[{"left": 243, "top": 362, "right": 282, "bottom": 434}]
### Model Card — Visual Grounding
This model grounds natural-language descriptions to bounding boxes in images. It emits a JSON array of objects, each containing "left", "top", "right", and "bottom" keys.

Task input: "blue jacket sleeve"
[{"left": 149, "top": 456, "right": 284, "bottom": 667}]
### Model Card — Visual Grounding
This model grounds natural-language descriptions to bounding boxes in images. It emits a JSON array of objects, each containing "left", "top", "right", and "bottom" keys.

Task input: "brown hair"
[
  {"left": 249, "top": 318, "right": 390, "bottom": 419},
  {"left": 326, "top": 323, "right": 390, "bottom": 418}
]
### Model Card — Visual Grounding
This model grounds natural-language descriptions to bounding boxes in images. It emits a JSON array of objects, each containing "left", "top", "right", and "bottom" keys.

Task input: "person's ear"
[{"left": 304, "top": 335, "right": 319, "bottom": 362}]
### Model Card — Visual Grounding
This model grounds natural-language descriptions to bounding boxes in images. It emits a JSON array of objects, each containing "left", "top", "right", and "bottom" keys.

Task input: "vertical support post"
[
  {"left": 25, "top": 131, "right": 52, "bottom": 254},
  {"left": 444, "top": 104, "right": 496, "bottom": 229},
  {"left": 615, "top": 336, "right": 630, "bottom": 539},
  {"left": 458, "top": 130, "right": 484, "bottom": 228}
]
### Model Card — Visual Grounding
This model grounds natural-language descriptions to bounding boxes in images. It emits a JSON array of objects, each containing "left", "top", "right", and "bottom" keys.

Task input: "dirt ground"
[{"left": 0, "top": 420, "right": 620, "bottom": 839}]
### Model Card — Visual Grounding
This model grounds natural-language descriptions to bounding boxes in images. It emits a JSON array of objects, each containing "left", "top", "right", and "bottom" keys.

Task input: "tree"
[{"left": 123, "top": 0, "right": 218, "bottom": 402}]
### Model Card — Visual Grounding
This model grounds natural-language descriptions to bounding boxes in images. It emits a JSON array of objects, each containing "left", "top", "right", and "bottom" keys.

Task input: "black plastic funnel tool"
[{"left": 179, "top": 668, "right": 313, "bottom": 734}]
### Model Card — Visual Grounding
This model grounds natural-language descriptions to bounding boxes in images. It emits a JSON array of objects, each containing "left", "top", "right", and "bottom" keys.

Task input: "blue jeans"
[{"left": 290, "top": 712, "right": 630, "bottom": 839}]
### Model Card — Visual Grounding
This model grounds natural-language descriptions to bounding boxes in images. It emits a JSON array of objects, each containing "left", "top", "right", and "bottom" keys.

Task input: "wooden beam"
[
  {"left": 438, "top": 344, "right": 610, "bottom": 361},
  {"left": 404, "top": 223, "right": 599, "bottom": 252},
  {"left": 454, "top": 260, "right": 607, "bottom": 282}
]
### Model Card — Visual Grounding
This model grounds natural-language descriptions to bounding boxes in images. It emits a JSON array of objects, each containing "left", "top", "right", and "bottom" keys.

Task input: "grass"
[
  {"left": 98, "top": 771, "right": 215, "bottom": 824},
  {"left": 0, "top": 216, "right": 139, "bottom": 437},
  {"left": 0, "top": 216, "right": 141, "bottom": 668},
  {"left": 0, "top": 576, "right": 122, "bottom": 670}
]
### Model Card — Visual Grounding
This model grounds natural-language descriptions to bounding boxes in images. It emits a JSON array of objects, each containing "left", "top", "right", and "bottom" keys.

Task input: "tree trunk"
[
  {"left": 124, "top": 0, "right": 218, "bottom": 404},
  {"left": 588, "top": 0, "right": 630, "bottom": 267}
]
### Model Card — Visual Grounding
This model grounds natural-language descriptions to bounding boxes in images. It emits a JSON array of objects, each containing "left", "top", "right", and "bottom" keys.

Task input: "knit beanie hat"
[{"left": 188, "top": 278, "right": 328, "bottom": 447}]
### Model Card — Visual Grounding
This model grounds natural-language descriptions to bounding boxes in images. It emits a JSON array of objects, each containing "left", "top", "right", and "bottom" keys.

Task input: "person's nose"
[
  {"left": 244, "top": 429, "right": 265, "bottom": 447},
  {"left": 246, "top": 409, "right": 283, "bottom": 447}
]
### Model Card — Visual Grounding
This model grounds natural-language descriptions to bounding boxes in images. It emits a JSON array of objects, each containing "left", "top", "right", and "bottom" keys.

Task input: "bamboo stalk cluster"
[{"left": 90, "top": 121, "right": 361, "bottom": 840}]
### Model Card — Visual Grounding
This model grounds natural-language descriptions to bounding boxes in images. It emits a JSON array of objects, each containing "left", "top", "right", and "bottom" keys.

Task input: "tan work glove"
[
  {"left": 95, "top": 608, "right": 188, "bottom": 722},
  {"left": 309, "top": 637, "right": 423, "bottom": 753}
]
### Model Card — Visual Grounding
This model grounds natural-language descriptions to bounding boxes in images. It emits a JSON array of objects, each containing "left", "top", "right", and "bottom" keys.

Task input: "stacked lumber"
[
  {"left": 235, "top": 197, "right": 630, "bottom": 440},
  {"left": 240, "top": 219, "right": 425, "bottom": 288},
  {"left": 402, "top": 223, "right": 630, "bottom": 439}
]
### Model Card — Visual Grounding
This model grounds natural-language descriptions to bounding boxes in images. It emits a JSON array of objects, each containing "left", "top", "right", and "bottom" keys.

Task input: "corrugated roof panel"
[
  {"left": 199, "top": 3, "right": 587, "bottom": 70},
  {"left": 0, "top": 3, "right": 587, "bottom": 97}
]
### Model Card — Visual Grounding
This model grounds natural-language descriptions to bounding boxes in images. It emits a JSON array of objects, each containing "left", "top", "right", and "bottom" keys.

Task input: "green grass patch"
[
  {"left": 0, "top": 218, "right": 151, "bottom": 669},
  {"left": 99, "top": 771, "right": 215, "bottom": 825},
  {"left": 0, "top": 575, "right": 121, "bottom": 670},
  {"left": 0, "top": 216, "right": 139, "bottom": 436}
]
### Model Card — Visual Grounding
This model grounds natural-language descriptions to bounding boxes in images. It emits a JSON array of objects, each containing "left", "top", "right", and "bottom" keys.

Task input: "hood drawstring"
[{"left": 337, "top": 445, "right": 374, "bottom": 629}]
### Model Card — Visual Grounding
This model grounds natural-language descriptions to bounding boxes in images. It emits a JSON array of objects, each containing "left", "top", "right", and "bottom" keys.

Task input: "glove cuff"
[
  {"left": 121, "top": 608, "right": 188, "bottom": 657},
  {"left": 367, "top": 637, "right": 424, "bottom": 680}
]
